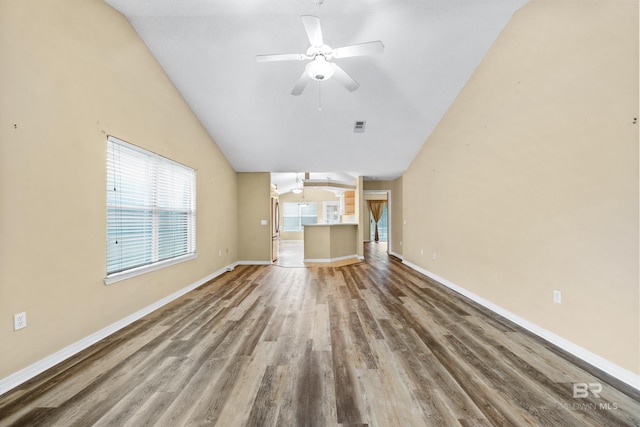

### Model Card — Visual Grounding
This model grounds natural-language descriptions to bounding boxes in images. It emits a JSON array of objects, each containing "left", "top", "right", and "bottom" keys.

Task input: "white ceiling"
[{"left": 103, "top": 0, "right": 528, "bottom": 187}]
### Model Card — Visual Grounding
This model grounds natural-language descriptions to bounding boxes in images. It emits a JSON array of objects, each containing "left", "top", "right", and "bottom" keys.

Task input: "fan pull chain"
[{"left": 318, "top": 81, "right": 322, "bottom": 111}]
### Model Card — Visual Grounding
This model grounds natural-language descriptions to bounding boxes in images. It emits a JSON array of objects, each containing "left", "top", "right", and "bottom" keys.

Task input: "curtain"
[{"left": 367, "top": 200, "right": 386, "bottom": 242}]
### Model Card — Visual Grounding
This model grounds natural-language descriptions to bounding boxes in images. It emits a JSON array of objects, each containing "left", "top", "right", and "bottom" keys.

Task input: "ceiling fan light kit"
[
  {"left": 256, "top": 15, "right": 383, "bottom": 96},
  {"left": 306, "top": 56, "right": 335, "bottom": 81}
]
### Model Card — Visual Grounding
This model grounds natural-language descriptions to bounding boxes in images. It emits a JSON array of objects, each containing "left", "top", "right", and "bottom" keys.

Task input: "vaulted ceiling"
[{"left": 104, "top": 0, "right": 528, "bottom": 190}]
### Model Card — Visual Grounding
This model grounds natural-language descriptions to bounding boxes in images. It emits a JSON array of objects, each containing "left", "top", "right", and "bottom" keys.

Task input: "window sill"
[{"left": 104, "top": 253, "right": 198, "bottom": 285}]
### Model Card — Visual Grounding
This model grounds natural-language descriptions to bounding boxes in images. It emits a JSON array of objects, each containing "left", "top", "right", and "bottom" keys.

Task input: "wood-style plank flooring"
[{"left": 1, "top": 243, "right": 639, "bottom": 426}]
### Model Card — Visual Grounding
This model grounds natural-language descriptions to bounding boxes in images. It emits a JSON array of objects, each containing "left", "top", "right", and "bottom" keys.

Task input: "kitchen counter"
[{"left": 303, "top": 223, "right": 358, "bottom": 262}]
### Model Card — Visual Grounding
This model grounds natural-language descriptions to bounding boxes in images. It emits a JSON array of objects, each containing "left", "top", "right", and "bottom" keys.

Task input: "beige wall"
[
  {"left": 392, "top": 177, "right": 403, "bottom": 258},
  {"left": 329, "top": 225, "right": 358, "bottom": 259},
  {"left": 303, "top": 226, "right": 330, "bottom": 260},
  {"left": 0, "top": 0, "right": 238, "bottom": 379},
  {"left": 356, "top": 176, "right": 365, "bottom": 258},
  {"left": 403, "top": 0, "right": 638, "bottom": 374},
  {"left": 302, "top": 224, "right": 358, "bottom": 261},
  {"left": 304, "top": 224, "right": 358, "bottom": 262},
  {"left": 237, "top": 173, "right": 272, "bottom": 262}
]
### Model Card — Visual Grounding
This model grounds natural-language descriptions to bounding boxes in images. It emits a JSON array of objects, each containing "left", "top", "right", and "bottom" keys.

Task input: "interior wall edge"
[{"left": 402, "top": 259, "right": 640, "bottom": 392}]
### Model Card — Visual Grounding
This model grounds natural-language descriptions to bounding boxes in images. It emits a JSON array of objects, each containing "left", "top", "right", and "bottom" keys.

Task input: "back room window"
[{"left": 282, "top": 201, "right": 317, "bottom": 231}]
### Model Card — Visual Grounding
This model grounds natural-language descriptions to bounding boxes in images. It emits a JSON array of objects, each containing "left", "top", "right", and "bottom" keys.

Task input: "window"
[
  {"left": 106, "top": 136, "right": 196, "bottom": 283},
  {"left": 323, "top": 201, "right": 340, "bottom": 224},
  {"left": 282, "top": 201, "right": 317, "bottom": 231}
]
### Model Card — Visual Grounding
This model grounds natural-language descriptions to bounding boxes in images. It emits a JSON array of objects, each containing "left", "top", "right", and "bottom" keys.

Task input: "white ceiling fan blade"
[
  {"left": 256, "top": 53, "right": 307, "bottom": 63},
  {"left": 291, "top": 71, "right": 311, "bottom": 96},
  {"left": 333, "top": 65, "right": 360, "bottom": 92},
  {"left": 332, "top": 41, "right": 384, "bottom": 59},
  {"left": 301, "top": 15, "right": 323, "bottom": 46}
]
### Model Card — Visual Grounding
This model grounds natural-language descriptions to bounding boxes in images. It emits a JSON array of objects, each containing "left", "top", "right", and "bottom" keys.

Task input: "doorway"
[
  {"left": 364, "top": 190, "right": 391, "bottom": 256},
  {"left": 369, "top": 202, "right": 388, "bottom": 242}
]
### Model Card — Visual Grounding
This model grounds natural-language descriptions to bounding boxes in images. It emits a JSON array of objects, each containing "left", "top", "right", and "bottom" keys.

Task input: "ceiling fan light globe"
[{"left": 305, "top": 57, "right": 336, "bottom": 82}]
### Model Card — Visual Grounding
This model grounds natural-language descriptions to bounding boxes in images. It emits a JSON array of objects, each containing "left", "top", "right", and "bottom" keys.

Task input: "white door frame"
[{"left": 363, "top": 190, "right": 391, "bottom": 254}]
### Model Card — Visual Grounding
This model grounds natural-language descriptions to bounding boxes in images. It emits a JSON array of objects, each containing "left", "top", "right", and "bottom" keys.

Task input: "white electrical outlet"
[
  {"left": 218, "top": 249, "right": 222, "bottom": 257},
  {"left": 14, "top": 312, "right": 27, "bottom": 330},
  {"left": 433, "top": 252, "right": 437, "bottom": 260},
  {"left": 553, "top": 290, "right": 562, "bottom": 304},
  {"left": 420, "top": 249, "right": 424, "bottom": 255}
]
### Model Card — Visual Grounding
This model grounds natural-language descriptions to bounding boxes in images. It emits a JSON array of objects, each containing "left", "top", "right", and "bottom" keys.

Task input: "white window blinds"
[
  {"left": 106, "top": 136, "right": 196, "bottom": 277},
  {"left": 282, "top": 202, "right": 317, "bottom": 231}
]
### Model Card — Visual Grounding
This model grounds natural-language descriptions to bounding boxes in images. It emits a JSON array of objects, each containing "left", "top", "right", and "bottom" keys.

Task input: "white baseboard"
[
  {"left": 304, "top": 254, "right": 359, "bottom": 263},
  {"left": 402, "top": 260, "right": 640, "bottom": 392},
  {"left": 0, "top": 263, "right": 235, "bottom": 396},
  {"left": 389, "top": 251, "right": 403, "bottom": 260},
  {"left": 235, "top": 260, "right": 273, "bottom": 266}
]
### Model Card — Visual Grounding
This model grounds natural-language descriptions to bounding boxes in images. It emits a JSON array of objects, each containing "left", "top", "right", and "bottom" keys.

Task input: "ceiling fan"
[{"left": 256, "top": 15, "right": 384, "bottom": 96}]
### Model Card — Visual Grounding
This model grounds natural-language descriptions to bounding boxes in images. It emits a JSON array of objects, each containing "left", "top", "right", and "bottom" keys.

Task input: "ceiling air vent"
[{"left": 354, "top": 120, "right": 366, "bottom": 133}]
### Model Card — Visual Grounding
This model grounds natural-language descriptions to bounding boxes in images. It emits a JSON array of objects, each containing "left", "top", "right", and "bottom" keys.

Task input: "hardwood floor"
[{"left": 1, "top": 243, "right": 639, "bottom": 426}]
